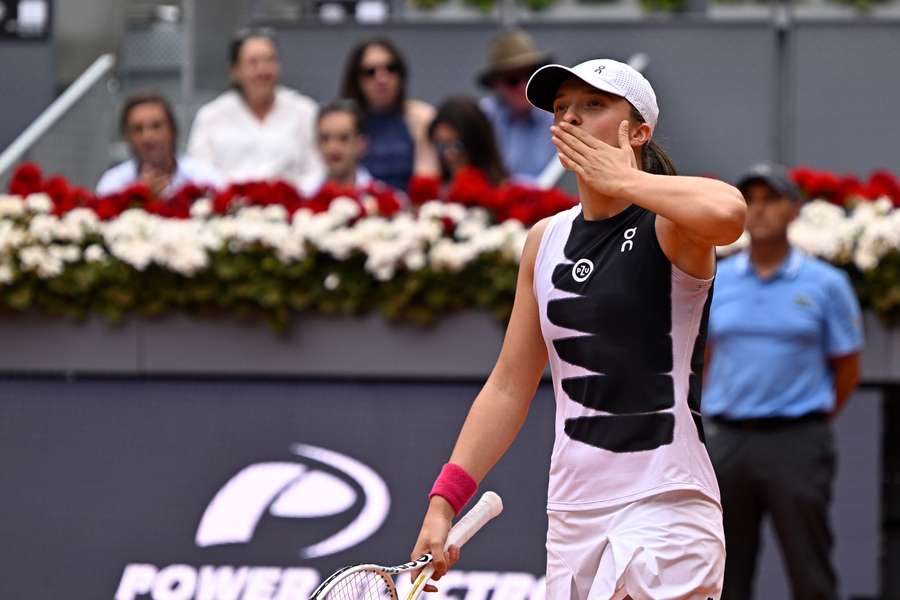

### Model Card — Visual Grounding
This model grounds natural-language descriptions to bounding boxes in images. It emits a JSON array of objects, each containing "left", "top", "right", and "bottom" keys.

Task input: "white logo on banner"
[{"left": 195, "top": 443, "right": 390, "bottom": 559}]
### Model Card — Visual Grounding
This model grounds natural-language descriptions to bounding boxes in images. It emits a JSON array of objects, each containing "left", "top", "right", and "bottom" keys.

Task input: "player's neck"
[{"left": 577, "top": 180, "right": 630, "bottom": 220}]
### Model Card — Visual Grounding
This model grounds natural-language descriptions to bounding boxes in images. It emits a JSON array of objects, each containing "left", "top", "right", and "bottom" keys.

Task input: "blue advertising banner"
[{"left": 0, "top": 378, "right": 556, "bottom": 600}]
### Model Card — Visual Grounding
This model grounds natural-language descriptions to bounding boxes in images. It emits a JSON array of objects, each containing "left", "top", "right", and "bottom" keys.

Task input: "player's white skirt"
[{"left": 545, "top": 490, "right": 725, "bottom": 600}]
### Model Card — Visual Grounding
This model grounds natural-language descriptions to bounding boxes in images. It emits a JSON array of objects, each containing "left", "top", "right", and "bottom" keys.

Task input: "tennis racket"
[{"left": 310, "top": 491, "right": 503, "bottom": 600}]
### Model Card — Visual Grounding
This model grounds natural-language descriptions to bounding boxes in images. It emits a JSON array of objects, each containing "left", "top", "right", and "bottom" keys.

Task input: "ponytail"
[
  {"left": 628, "top": 104, "right": 677, "bottom": 176},
  {"left": 642, "top": 139, "right": 677, "bottom": 175}
]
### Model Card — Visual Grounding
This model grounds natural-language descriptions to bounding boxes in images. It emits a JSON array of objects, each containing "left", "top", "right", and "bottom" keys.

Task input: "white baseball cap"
[{"left": 525, "top": 58, "right": 659, "bottom": 131}]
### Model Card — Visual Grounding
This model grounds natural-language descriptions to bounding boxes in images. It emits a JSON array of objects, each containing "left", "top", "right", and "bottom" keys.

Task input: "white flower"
[
  {"left": 84, "top": 244, "right": 107, "bottom": 263},
  {"left": 262, "top": 204, "right": 289, "bottom": 222},
  {"left": 24, "top": 193, "right": 53, "bottom": 214},
  {"left": 49, "top": 244, "right": 81, "bottom": 263},
  {"left": 18, "top": 245, "right": 63, "bottom": 278},
  {"left": 190, "top": 199, "right": 213, "bottom": 219},
  {"left": 405, "top": 251, "right": 426, "bottom": 271},
  {"left": 0, "top": 262, "right": 13, "bottom": 284},
  {"left": 373, "top": 265, "right": 394, "bottom": 281},
  {"left": 108, "top": 239, "right": 154, "bottom": 271},
  {"left": 28, "top": 214, "right": 60, "bottom": 244},
  {"left": 0, "top": 221, "right": 27, "bottom": 254},
  {"left": 328, "top": 197, "right": 362, "bottom": 223},
  {"left": 324, "top": 273, "right": 341, "bottom": 290},
  {"left": 0, "top": 195, "right": 25, "bottom": 218}
]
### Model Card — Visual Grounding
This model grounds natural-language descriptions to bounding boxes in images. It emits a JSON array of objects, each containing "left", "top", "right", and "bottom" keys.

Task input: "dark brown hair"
[
  {"left": 229, "top": 27, "right": 278, "bottom": 67},
  {"left": 317, "top": 99, "right": 365, "bottom": 134},
  {"left": 428, "top": 96, "right": 508, "bottom": 186},
  {"left": 629, "top": 105, "right": 676, "bottom": 176},
  {"left": 119, "top": 92, "right": 178, "bottom": 153},
  {"left": 340, "top": 38, "right": 408, "bottom": 116}
]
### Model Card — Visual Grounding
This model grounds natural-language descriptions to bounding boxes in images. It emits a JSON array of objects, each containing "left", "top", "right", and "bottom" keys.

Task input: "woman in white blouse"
[{"left": 186, "top": 29, "right": 323, "bottom": 187}]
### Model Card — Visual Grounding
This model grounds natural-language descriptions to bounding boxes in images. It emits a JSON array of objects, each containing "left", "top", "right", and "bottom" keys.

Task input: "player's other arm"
[
  {"left": 412, "top": 218, "right": 550, "bottom": 580},
  {"left": 447, "top": 220, "right": 549, "bottom": 481}
]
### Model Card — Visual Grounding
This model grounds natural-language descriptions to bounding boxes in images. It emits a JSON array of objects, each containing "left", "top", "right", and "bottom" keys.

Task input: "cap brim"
[
  {"left": 736, "top": 173, "right": 802, "bottom": 203},
  {"left": 477, "top": 53, "right": 553, "bottom": 88},
  {"left": 525, "top": 63, "right": 625, "bottom": 113}
]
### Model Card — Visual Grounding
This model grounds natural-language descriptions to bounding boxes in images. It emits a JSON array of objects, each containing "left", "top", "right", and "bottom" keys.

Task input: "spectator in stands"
[
  {"left": 340, "top": 38, "right": 437, "bottom": 192},
  {"left": 703, "top": 163, "right": 863, "bottom": 600},
  {"left": 429, "top": 96, "right": 508, "bottom": 187},
  {"left": 301, "top": 99, "right": 378, "bottom": 197},
  {"left": 476, "top": 29, "right": 555, "bottom": 184},
  {"left": 97, "top": 93, "right": 223, "bottom": 197},
  {"left": 187, "top": 28, "right": 323, "bottom": 187}
]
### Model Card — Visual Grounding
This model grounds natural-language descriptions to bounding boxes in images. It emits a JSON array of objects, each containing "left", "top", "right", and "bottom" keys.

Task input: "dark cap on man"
[{"left": 735, "top": 163, "right": 804, "bottom": 203}]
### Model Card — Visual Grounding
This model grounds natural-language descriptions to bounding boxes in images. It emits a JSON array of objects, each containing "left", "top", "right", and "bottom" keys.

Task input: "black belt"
[{"left": 711, "top": 411, "right": 828, "bottom": 430}]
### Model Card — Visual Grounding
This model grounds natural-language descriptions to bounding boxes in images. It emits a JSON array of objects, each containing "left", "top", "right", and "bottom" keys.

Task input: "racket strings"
[{"left": 325, "top": 570, "right": 396, "bottom": 600}]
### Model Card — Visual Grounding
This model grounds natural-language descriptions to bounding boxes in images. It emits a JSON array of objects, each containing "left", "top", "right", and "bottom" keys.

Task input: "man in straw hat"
[{"left": 477, "top": 29, "right": 556, "bottom": 183}]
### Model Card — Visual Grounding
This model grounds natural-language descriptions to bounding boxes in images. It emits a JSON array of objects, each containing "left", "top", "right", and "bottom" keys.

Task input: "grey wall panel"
[
  {"left": 792, "top": 23, "right": 900, "bottom": 174},
  {"left": 1, "top": 312, "right": 897, "bottom": 381},
  {"left": 0, "top": 41, "right": 55, "bottom": 152},
  {"left": 270, "top": 23, "right": 776, "bottom": 181}
]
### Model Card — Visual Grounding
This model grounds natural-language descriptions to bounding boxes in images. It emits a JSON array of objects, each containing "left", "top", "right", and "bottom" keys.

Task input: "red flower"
[
  {"left": 363, "top": 182, "right": 402, "bottom": 217},
  {"left": 212, "top": 188, "right": 237, "bottom": 214},
  {"left": 91, "top": 196, "right": 124, "bottom": 220},
  {"left": 865, "top": 170, "right": 900, "bottom": 204},
  {"left": 835, "top": 175, "right": 863, "bottom": 204},
  {"left": 9, "top": 162, "right": 43, "bottom": 196},
  {"left": 41, "top": 175, "right": 71, "bottom": 205},
  {"left": 407, "top": 175, "right": 441, "bottom": 205},
  {"left": 446, "top": 167, "right": 492, "bottom": 207}
]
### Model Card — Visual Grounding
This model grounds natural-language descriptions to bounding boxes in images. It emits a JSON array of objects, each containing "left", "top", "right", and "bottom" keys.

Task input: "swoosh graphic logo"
[{"left": 194, "top": 443, "right": 390, "bottom": 558}]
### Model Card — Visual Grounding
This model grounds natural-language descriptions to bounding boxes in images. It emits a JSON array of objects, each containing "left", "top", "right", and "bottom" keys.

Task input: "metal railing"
[{"left": 0, "top": 53, "right": 116, "bottom": 179}]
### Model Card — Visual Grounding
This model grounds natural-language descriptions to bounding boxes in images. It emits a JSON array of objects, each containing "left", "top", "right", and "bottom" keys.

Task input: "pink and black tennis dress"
[{"left": 533, "top": 203, "right": 725, "bottom": 600}]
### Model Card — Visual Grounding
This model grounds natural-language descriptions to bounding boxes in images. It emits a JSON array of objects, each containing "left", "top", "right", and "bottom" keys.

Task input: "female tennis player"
[{"left": 411, "top": 59, "right": 747, "bottom": 600}]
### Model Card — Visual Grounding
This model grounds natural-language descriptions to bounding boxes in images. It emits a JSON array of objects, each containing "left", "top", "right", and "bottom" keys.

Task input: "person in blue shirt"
[
  {"left": 476, "top": 29, "right": 556, "bottom": 185},
  {"left": 704, "top": 163, "right": 864, "bottom": 600}
]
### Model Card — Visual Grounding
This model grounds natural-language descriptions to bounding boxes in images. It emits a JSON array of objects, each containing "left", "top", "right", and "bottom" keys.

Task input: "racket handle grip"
[{"left": 445, "top": 491, "right": 503, "bottom": 550}]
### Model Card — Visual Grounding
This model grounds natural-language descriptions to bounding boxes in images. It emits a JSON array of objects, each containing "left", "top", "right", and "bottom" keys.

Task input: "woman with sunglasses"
[
  {"left": 340, "top": 38, "right": 437, "bottom": 193},
  {"left": 187, "top": 29, "right": 323, "bottom": 188}
]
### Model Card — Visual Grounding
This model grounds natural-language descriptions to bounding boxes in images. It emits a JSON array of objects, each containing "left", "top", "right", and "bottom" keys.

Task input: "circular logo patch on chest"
[{"left": 572, "top": 258, "right": 594, "bottom": 282}]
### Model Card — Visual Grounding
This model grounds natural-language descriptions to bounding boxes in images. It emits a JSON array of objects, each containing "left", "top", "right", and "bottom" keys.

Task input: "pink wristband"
[{"left": 428, "top": 462, "right": 477, "bottom": 515}]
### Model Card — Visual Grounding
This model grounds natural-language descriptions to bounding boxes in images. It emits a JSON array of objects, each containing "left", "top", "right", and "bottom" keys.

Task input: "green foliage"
[{"left": 0, "top": 246, "right": 521, "bottom": 334}]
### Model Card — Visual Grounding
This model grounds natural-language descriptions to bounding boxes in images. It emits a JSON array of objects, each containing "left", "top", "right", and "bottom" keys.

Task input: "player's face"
[
  {"left": 432, "top": 123, "right": 467, "bottom": 177},
  {"left": 231, "top": 37, "right": 280, "bottom": 101},
  {"left": 358, "top": 45, "right": 401, "bottom": 112},
  {"left": 743, "top": 181, "right": 799, "bottom": 242},
  {"left": 552, "top": 78, "right": 633, "bottom": 148},
  {"left": 125, "top": 103, "right": 174, "bottom": 167},
  {"left": 317, "top": 112, "right": 365, "bottom": 180}
]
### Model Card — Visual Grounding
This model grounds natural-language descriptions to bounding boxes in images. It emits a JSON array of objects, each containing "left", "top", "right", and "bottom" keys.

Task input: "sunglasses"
[
  {"left": 497, "top": 74, "right": 528, "bottom": 88},
  {"left": 435, "top": 140, "right": 465, "bottom": 154},
  {"left": 359, "top": 62, "right": 401, "bottom": 78}
]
